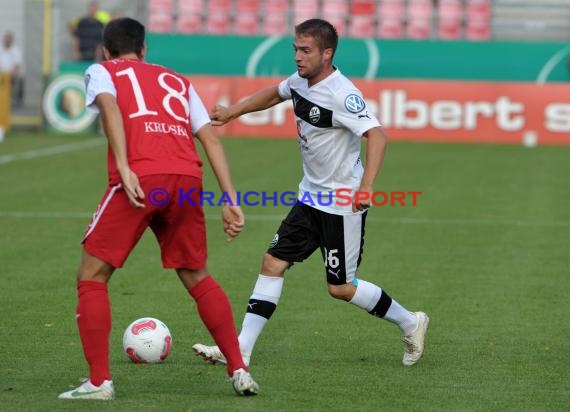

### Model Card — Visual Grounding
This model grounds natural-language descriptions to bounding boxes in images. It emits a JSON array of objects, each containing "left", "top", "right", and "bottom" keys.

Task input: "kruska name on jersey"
[{"left": 144, "top": 121, "right": 189, "bottom": 138}]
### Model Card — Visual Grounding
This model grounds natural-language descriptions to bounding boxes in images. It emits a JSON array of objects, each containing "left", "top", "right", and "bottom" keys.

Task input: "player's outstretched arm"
[
  {"left": 211, "top": 85, "right": 284, "bottom": 126},
  {"left": 95, "top": 92, "right": 145, "bottom": 208},
  {"left": 195, "top": 123, "right": 245, "bottom": 241},
  {"left": 353, "top": 126, "right": 389, "bottom": 213}
]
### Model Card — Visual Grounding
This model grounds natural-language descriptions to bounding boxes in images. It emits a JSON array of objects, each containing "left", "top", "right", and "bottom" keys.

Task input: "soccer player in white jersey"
[{"left": 193, "top": 18, "right": 429, "bottom": 370}]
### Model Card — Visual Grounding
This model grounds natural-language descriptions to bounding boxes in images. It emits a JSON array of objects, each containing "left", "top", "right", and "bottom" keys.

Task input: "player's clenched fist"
[
  {"left": 210, "top": 104, "right": 231, "bottom": 126},
  {"left": 222, "top": 204, "right": 245, "bottom": 241}
]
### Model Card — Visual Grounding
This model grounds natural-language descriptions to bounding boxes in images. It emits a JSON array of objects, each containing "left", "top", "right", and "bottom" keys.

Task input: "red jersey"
[{"left": 98, "top": 59, "right": 203, "bottom": 184}]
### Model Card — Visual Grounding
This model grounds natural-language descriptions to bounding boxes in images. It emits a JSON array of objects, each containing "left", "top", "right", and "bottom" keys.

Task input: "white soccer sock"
[
  {"left": 238, "top": 274, "right": 284, "bottom": 356},
  {"left": 350, "top": 279, "right": 417, "bottom": 335},
  {"left": 384, "top": 299, "right": 417, "bottom": 336},
  {"left": 349, "top": 279, "right": 382, "bottom": 311}
]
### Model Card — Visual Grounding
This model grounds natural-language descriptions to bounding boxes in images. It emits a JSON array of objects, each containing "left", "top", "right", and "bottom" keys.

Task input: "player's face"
[{"left": 293, "top": 34, "right": 332, "bottom": 85}]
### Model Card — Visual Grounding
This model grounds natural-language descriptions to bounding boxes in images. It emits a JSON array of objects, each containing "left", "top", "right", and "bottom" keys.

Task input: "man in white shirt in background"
[{"left": 0, "top": 31, "right": 24, "bottom": 108}]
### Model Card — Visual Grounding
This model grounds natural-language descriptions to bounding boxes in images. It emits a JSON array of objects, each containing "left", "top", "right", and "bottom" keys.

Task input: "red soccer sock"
[
  {"left": 188, "top": 276, "right": 246, "bottom": 376},
  {"left": 76, "top": 280, "right": 112, "bottom": 386}
]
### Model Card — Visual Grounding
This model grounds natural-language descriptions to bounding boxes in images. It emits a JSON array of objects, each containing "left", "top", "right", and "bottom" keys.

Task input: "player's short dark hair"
[
  {"left": 295, "top": 19, "right": 338, "bottom": 58},
  {"left": 103, "top": 17, "right": 145, "bottom": 58}
]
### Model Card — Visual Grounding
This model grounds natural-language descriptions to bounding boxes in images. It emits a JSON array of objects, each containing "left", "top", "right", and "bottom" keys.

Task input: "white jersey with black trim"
[{"left": 278, "top": 68, "right": 381, "bottom": 215}]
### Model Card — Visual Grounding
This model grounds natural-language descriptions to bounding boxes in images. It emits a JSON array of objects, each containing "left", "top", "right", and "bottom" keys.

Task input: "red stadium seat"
[
  {"left": 207, "top": 0, "right": 232, "bottom": 14},
  {"left": 438, "top": 19, "right": 462, "bottom": 40},
  {"left": 177, "top": 0, "right": 202, "bottom": 33},
  {"left": 378, "top": 17, "right": 404, "bottom": 39},
  {"left": 325, "top": 14, "right": 347, "bottom": 36},
  {"left": 322, "top": 0, "right": 348, "bottom": 35},
  {"left": 465, "top": 0, "right": 491, "bottom": 40},
  {"left": 438, "top": 0, "right": 463, "bottom": 40},
  {"left": 323, "top": 0, "right": 349, "bottom": 16},
  {"left": 293, "top": 0, "right": 319, "bottom": 15},
  {"left": 148, "top": 12, "right": 174, "bottom": 33},
  {"left": 349, "top": 14, "right": 375, "bottom": 38},
  {"left": 466, "top": 17, "right": 491, "bottom": 40},
  {"left": 351, "top": 0, "right": 375, "bottom": 16},
  {"left": 265, "top": 0, "right": 288, "bottom": 14},
  {"left": 465, "top": 19, "right": 491, "bottom": 40},
  {"left": 407, "top": 19, "right": 431, "bottom": 39},
  {"left": 262, "top": 12, "right": 288, "bottom": 35},
  {"left": 262, "top": 0, "right": 289, "bottom": 34},
  {"left": 178, "top": 0, "right": 201, "bottom": 12},
  {"left": 236, "top": 0, "right": 260, "bottom": 13},
  {"left": 379, "top": 0, "right": 404, "bottom": 17},
  {"left": 348, "top": 0, "right": 375, "bottom": 38},
  {"left": 148, "top": 0, "right": 174, "bottom": 10},
  {"left": 408, "top": 0, "right": 432, "bottom": 18},
  {"left": 406, "top": 0, "right": 432, "bottom": 39},
  {"left": 466, "top": 0, "right": 491, "bottom": 18},
  {"left": 293, "top": 0, "right": 320, "bottom": 25},
  {"left": 377, "top": 0, "right": 404, "bottom": 38},
  {"left": 205, "top": 12, "right": 231, "bottom": 34},
  {"left": 148, "top": 0, "right": 174, "bottom": 33},
  {"left": 177, "top": 13, "right": 201, "bottom": 33},
  {"left": 234, "top": 12, "right": 259, "bottom": 35}
]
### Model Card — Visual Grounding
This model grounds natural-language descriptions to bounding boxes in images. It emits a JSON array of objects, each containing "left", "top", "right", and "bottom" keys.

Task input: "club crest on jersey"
[
  {"left": 344, "top": 94, "right": 366, "bottom": 113},
  {"left": 309, "top": 106, "right": 320, "bottom": 123}
]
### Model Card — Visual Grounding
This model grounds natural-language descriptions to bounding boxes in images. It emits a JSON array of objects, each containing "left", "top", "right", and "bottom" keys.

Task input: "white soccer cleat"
[
  {"left": 231, "top": 368, "right": 259, "bottom": 396},
  {"left": 192, "top": 343, "right": 250, "bottom": 366},
  {"left": 58, "top": 379, "right": 115, "bottom": 400},
  {"left": 402, "top": 311, "right": 430, "bottom": 366},
  {"left": 192, "top": 343, "right": 226, "bottom": 364}
]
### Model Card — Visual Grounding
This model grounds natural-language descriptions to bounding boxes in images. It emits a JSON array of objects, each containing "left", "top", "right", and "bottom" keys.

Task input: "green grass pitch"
[{"left": 0, "top": 133, "right": 568, "bottom": 411}]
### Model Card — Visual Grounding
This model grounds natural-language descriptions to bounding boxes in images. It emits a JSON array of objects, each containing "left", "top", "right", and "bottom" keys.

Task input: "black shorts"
[{"left": 267, "top": 202, "right": 367, "bottom": 285}]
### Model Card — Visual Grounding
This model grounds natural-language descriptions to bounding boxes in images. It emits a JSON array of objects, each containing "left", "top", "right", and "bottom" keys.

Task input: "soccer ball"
[{"left": 122, "top": 317, "right": 172, "bottom": 363}]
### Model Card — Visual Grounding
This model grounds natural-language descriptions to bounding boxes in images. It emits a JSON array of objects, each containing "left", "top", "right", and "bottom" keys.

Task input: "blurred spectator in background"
[
  {"left": 69, "top": 1, "right": 110, "bottom": 61},
  {"left": 0, "top": 31, "right": 24, "bottom": 107},
  {"left": 110, "top": 8, "right": 124, "bottom": 20}
]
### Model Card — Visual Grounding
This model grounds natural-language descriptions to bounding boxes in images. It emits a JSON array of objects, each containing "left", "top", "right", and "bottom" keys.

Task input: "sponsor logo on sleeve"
[{"left": 344, "top": 94, "right": 366, "bottom": 113}]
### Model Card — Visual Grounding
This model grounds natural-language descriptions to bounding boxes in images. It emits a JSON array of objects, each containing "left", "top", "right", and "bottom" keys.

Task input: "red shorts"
[{"left": 82, "top": 174, "right": 207, "bottom": 269}]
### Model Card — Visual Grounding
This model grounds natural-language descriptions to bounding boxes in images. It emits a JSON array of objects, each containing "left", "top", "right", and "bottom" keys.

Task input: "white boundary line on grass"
[
  {"left": 1, "top": 211, "right": 569, "bottom": 228},
  {"left": 0, "top": 139, "right": 105, "bottom": 165}
]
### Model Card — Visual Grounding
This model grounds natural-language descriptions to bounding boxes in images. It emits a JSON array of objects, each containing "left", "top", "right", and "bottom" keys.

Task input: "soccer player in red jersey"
[{"left": 58, "top": 17, "right": 258, "bottom": 400}]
